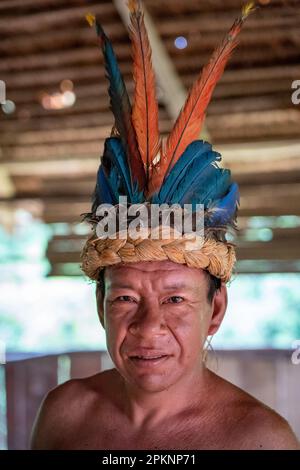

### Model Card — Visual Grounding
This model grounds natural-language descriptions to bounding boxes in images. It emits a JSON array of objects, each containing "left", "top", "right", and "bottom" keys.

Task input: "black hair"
[
  {"left": 206, "top": 272, "right": 221, "bottom": 303},
  {"left": 96, "top": 267, "right": 221, "bottom": 304}
]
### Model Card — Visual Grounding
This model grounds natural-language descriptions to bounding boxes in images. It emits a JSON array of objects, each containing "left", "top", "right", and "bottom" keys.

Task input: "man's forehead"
[{"left": 106, "top": 261, "right": 205, "bottom": 282}]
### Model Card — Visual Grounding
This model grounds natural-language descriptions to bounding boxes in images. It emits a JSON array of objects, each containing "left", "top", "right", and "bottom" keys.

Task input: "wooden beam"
[
  {"left": 1, "top": 64, "right": 129, "bottom": 89},
  {"left": 4, "top": 63, "right": 299, "bottom": 106},
  {"left": 3, "top": 40, "right": 299, "bottom": 92},
  {"left": 0, "top": 112, "right": 115, "bottom": 133},
  {"left": 219, "top": 139, "right": 300, "bottom": 169},
  {"left": 0, "top": 0, "right": 84, "bottom": 11},
  {"left": 0, "top": 4, "right": 118, "bottom": 34},
  {"left": 236, "top": 260, "right": 300, "bottom": 274},
  {"left": 147, "top": 0, "right": 290, "bottom": 14},
  {"left": 154, "top": 7, "right": 300, "bottom": 35},
  {"left": 0, "top": 122, "right": 171, "bottom": 162},
  {"left": 0, "top": 126, "right": 112, "bottom": 146},
  {"left": 2, "top": 15, "right": 300, "bottom": 67},
  {"left": 0, "top": 24, "right": 126, "bottom": 57},
  {"left": 236, "top": 170, "right": 300, "bottom": 186},
  {"left": 5, "top": 141, "right": 300, "bottom": 175},
  {"left": 146, "top": 0, "right": 294, "bottom": 13},
  {"left": 0, "top": 97, "right": 168, "bottom": 123},
  {"left": 236, "top": 242, "right": 300, "bottom": 260},
  {"left": 206, "top": 109, "right": 300, "bottom": 142},
  {"left": 164, "top": 30, "right": 300, "bottom": 60},
  {"left": 178, "top": 44, "right": 300, "bottom": 71}
]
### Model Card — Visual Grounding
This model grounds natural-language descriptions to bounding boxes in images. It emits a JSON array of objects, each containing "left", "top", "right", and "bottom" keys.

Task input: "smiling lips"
[{"left": 128, "top": 349, "right": 171, "bottom": 366}]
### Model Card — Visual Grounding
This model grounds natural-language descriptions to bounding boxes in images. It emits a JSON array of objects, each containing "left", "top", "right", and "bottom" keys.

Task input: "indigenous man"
[{"left": 31, "top": 1, "right": 299, "bottom": 450}]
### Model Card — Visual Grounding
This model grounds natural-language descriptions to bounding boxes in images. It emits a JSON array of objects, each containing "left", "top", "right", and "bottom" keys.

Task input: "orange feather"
[
  {"left": 149, "top": 2, "right": 255, "bottom": 196},
  {"left": 128, "top": 0, "right": 160, "bottom": 187}
]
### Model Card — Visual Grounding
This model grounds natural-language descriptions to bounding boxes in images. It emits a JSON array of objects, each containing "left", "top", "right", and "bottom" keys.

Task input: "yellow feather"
[
  {"left": 85, "top": 13, "right": 96, "bottom": 28},
  {"left": 242, "top": 2, "right": 256, "bottom": 19}
]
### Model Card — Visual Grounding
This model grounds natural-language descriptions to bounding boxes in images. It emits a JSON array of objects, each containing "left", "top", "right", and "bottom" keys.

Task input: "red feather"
[
  {"left": 128, "top": 0, "right": 160, "bottom": 188},
  {"left": 148, "top": 2, "right": 255, "bottom": 196}
]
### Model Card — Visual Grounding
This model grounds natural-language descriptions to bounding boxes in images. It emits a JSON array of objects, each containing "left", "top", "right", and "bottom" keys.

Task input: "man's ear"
[
  {"left": 207, "top": 283, "right": 228, "bottom": 336},
  {"left": 96, "top": 283, "right": 105, "bottom": 329}
]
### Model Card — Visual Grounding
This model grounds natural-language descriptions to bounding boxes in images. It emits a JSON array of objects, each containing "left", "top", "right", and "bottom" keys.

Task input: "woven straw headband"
[{"left": 81, "top": 227, "right": 236, "bottom": 283}]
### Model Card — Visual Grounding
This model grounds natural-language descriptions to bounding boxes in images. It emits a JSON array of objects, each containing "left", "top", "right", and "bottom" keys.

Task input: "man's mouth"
[
  {"left": 128, "top": 352, "right": 170, "bottom": 366},
  {"left": 131, "top": 354, "right": 168, "bottom": 361}
]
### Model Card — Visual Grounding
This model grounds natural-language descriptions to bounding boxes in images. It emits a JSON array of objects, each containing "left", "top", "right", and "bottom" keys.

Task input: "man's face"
[{"left": 97, "top": 261, "right": 227, "bottom": 393}]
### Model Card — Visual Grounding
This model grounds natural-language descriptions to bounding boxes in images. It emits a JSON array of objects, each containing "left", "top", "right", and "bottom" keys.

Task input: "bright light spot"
[
  {"left": 62, "top": 91, "right": 76, "bottom": 107},
  {"left": 1, "top": 100, "right": 16, "bottom": 114},
  {"left": 41, "top": 94, "right": 52, "bottom": 110},
  {"left": 51, "top": 92, "right": 63, "bottom": 109},
  {"left": 258, "top": 228, "right": 273, "bottom": 242},
  {"left": 244, "top": 227, "right": 273, "bottom": 242},
  {"left": 40, "top": 89, "right": 76, "bottom": 110},
  {"left": 174, "top": 36, "right": 188, "bottom": 50}
]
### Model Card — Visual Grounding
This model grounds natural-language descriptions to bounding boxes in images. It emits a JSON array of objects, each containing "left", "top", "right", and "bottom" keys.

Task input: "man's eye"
[
  {"left": 165, "top": 296, "right": 184, "bottom": 304},
  {"left": 116, "top": 295, "right": 135, "bottom": 302}
]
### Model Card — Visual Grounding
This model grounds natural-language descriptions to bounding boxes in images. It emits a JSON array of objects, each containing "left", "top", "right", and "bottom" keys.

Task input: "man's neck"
[{"left": 122, "top": 364, "right": 209, "bottom": 428}]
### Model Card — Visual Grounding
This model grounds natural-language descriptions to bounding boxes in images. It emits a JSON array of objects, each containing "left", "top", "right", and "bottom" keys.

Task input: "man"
[
  {"left": 31, "top": 261, "right": 299, "bottom": 449},
  {"left": 31, "top": 1, "right": 299, "bottom": 449}
]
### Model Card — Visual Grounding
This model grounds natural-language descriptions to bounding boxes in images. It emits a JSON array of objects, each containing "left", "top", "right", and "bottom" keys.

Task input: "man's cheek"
[{"left": 105, "top": 321, "right": 119, "bottom": 352}]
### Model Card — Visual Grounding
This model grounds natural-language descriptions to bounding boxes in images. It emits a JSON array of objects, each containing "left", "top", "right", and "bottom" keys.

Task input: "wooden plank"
[
  {"left": 4, "top": 139, "right": 300, "bottom": 178},
  {"left": 0, "top": 0, "right": 90, "bottom": 12},
  {"left": 236, "top": 244, "right": 300, "bottom": 260},
  {"left": 146, "top": 0, "right": 291, "bottom": 14},
  {"left": 236, "top": 260, "right": 300, "bottom": 274},
  {"left": 0, "top": 4, "right": 118, "bottom": 34},
  {"left": 5, "top": 356, "right": 58, "bottom": 450},
  {"left": 4, "top": 64, "right": 299, "bottom": 105},
  {"left": 155, "top": 7, "right": 300, "bottom": 34}
]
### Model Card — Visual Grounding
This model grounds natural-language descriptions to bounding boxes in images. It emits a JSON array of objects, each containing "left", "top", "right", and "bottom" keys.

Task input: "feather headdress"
[{"left": 82, "top": 1, "right": 256, "bottom": 282}]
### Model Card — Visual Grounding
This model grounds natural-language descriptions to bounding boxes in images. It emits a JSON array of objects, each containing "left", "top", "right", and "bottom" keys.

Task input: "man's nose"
[{"left": 128, "top": 301, "right": 166, "bottom": 338}]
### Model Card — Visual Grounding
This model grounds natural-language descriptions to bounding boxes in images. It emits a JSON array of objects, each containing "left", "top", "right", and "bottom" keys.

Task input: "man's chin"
[
  {"left": 128, "top": 375, "right": 178, "bottom": 393},
  {"left": 113, "top": 355, "right": 182, "bottom": 392}
]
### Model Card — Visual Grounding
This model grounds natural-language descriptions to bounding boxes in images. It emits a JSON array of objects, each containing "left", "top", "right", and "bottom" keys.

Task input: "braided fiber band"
[{"left": 81, "top": 226, "right": 236, "bottom": 283}]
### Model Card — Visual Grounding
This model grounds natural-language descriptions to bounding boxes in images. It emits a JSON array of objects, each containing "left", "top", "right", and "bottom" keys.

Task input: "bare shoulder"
[
  {"left": 208, "top": 370, "right": 299, "bottom": 450},
  {"left": 30, "top": 368, "right": 118, "bottom": 449},
  {"left": 239, "top": 401, "right": 300, "bottom": 450}
]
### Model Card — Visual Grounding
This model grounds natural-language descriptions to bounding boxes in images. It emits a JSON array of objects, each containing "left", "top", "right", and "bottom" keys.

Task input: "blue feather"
[
  {"left": 93, "top": 19, "right": 145, "bottom": 189},
  {"left": 152, "top": 140, "right": 228, "bottom": 210},
  {"left": 98, "top": 138, "right": 144, "bottom": 204},
  {"left": 153, "top": 140, "right": 217, "bottom": 203},
  {"left": 187, "top": 168, "right": 232, "bottom": 208},
  {"left": 94, "top": 21, "right": 132, "bottom": 137},
  {"left": 206, "top": 182, "right": 240, "bottom": 227},
  {"left": 96, "top": 165, "right": 117, "bottom": 205}
]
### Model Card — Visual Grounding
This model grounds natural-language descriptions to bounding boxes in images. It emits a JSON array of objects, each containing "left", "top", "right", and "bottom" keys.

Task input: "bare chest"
[{"left": 56, "top": 411, "right": 236, "bottom": 450}]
